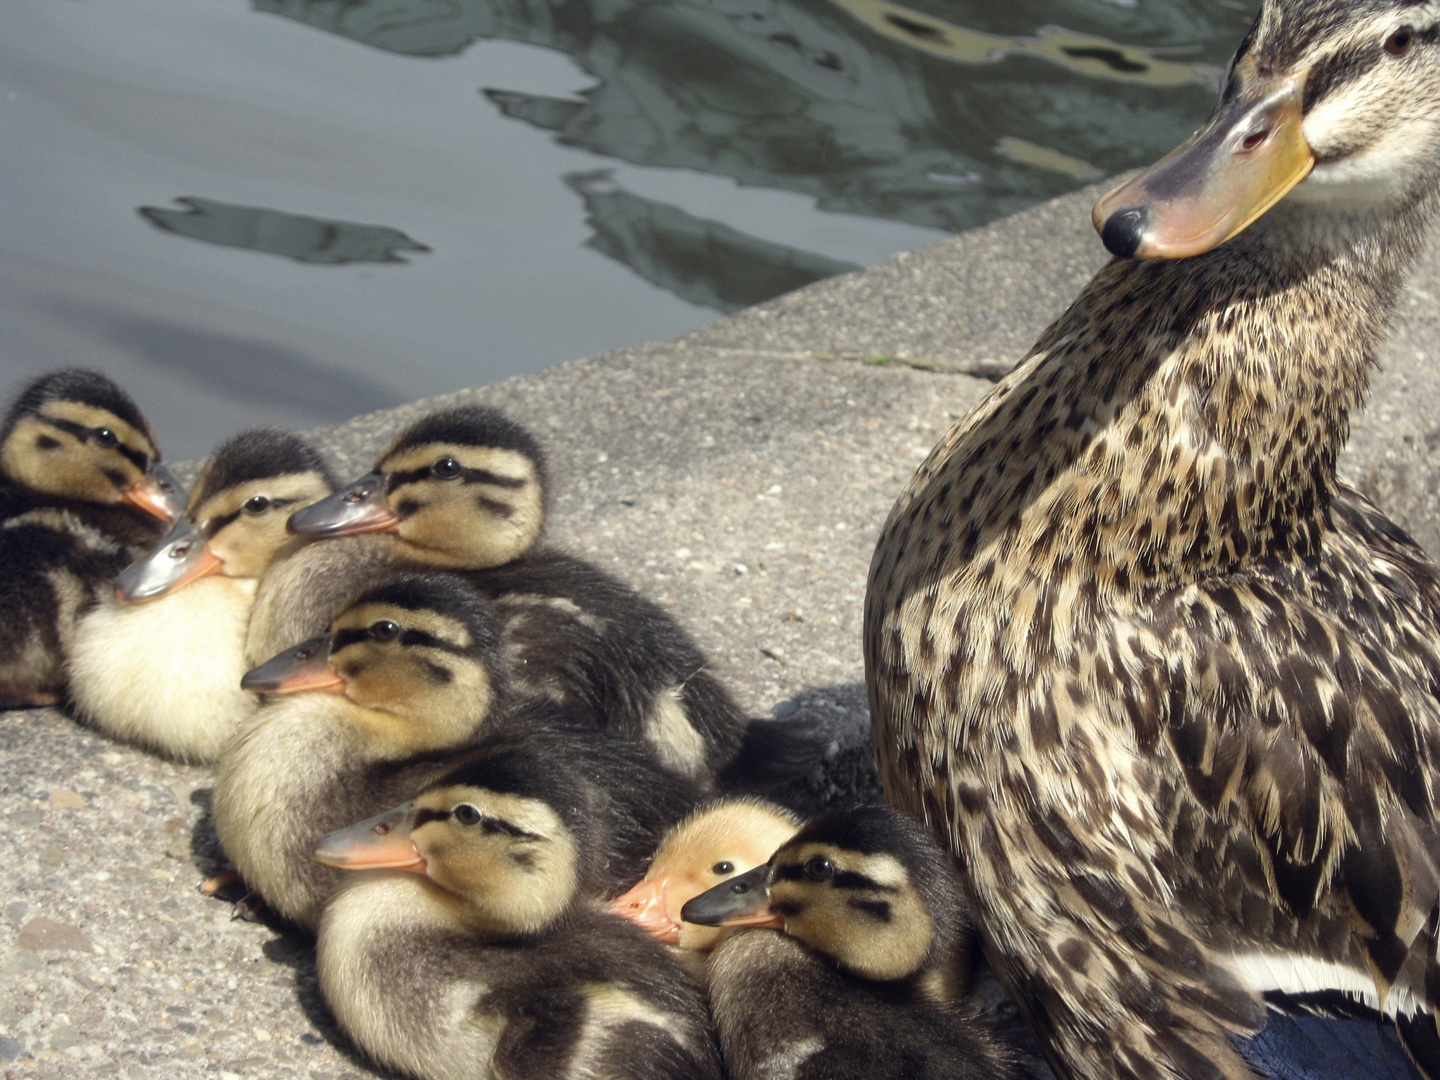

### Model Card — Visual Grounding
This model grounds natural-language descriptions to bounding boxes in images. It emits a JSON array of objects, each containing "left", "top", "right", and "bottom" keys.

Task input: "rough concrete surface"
[{"left": 3, "top": 181, "right": 1440, "bottom": 1078}]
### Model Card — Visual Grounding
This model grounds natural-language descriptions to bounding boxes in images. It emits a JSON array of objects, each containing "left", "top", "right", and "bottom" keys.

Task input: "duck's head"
[
  {"left": 116, "top": 429, "right": 335, "bottom": 601},
  {"left": 241, "top": 572, "right": 508, "bottom": 754},
  {"left": 682, "top": 805, "right": 969, "bottom": 989},
  {"left": 0, "top": 369, "right": 182, "bottom": 521},
  {"left": 314, "top": 743, "right": 583, "bottom": 935},
  {"left": 608, "top": 798, "right": 803, "bottom": 949},
  {"left": 1095, "top": 0, "right": 1440, "bottom": 258},
  {"left": 286, "top": 406, "right": 547, "bottom": 570}
]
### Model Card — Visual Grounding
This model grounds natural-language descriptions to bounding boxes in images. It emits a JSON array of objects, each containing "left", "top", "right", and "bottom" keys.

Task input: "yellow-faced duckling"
[
  {"left": 67, "top": 429, "right": 335, "bottom": 763},
  {"left": 609, "top": 798, "right": 803, "bottom": 959},
  {"left": 212, "top": 572, "right": 518, "bottom": 930},
  {"left": 681, "top": 804, "right": 1016, "bottom": 1080},
  {"left": 313, "top": 738, "right": 718, "bottom": 1080},
  {"left": 0, "top": 369, "right": 182, "bottom": 708},
  {"left": 285, "top": 404, "right": 821, "bottom": 789},
  {"left": 866, "top": 2, "right": 1440, "bottom": 1076}
]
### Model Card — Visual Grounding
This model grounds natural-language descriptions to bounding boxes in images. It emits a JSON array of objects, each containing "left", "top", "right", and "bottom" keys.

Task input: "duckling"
[
  {"left": 0, "top": 368, "right": 182, "bottom": 708},
  {"left": 313, "top": 740, "right": 719, "bottom": 1080},
  {"left": 865, "top": 3, "right": 1440, "bottom": 1077},
  {"left": 284, "top": 404, "right": 822, "bottom": 789},
  {"left": 681, "top": 804, "right": 1016, "bottom": 1080},
  {"left": 66, "top": 429, "right": 335, "bottom": 763},
  {"left": 212, "top": 571, "right": 522, "bottom": 931},
  {"left": 609, "top": 797, "right": 803, "bottom": 965}
]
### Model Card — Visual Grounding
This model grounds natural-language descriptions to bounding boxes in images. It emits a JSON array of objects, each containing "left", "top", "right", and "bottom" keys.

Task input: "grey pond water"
[{"left": 3, "top": 0, "right": 1257, "bottom": 457}]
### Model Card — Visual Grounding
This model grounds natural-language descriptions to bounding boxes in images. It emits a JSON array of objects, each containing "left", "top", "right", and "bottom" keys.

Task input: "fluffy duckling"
[
  {"left": 284, "top": 404, "right": 820, "bottom": 788},
  {"left": 0, "top": 369, "right": 182, "bottom": 708},
  {"left": 682, "top": 804, "right": 1016, "bottom": 1080},
  {"left": 314, "top": 742, "right": 719, "bottom": 1080},
  {"left": 66, "top": 429, "right": 334, "bottom": 763},
  {"left": 212, "top": 572, "right": 514, "bottom": 930},
  {"left": 609, "top": 797, "right": 803, "bottom": 965},
  {"left": 865, "top": 2, "right": 1440, "bottom": 1076}
]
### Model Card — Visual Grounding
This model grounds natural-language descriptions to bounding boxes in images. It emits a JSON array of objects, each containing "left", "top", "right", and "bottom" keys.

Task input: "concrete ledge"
[{"left": 4, "top": 182, "right": 1439, "bottom": 1077}]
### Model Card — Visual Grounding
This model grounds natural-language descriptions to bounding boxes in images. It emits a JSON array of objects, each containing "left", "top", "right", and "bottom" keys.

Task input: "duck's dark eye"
[
  {"left": 1386, "top": 26, "right": 1414, "bottom": 55},
  {"left": 94, "top": 428, "right": 118, "bottom": 448},
  {"left": 454, "top": 804, "right": 482, "bottom": 826},
  {"left": 431, "top": 458, "right": 463, "bottom": 480},
  {"left": 804, "top": 856, "right": 834, "bottom": 882},
  {"left": 243, "top": 495, "right": 270, "bottom": 515},
  {"left": 711, "top": 860, "right": 735, "bottom": 876},
  {"left": 369, "top": 620, "right": 401, "bottom": 642}
]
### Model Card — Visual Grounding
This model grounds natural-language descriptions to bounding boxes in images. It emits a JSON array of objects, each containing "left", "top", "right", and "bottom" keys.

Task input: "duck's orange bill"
[
  {"left": 240, "top": 636, "right": 347, "bottom": 695},
  {"left": 1092, "top": 63, "right": 1313, "bottom": 259},
  {"left": 609, "top": 878, "right": 683, "bottom": 944},
  {"left": 314, "top": 805, "right": 428, "bottom": 874},
  {"left": 121, "top": 474, "right": 182, "bottom": 523}
]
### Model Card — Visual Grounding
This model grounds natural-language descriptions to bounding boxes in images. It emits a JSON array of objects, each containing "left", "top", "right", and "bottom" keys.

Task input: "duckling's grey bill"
[
  {"left": 115, "top": 518, "right": 214, "bottom": 601},
  {"left": 681, "top": 864, "right": 772, "bottom": 926},
  {"left": 286, "top": 472, "right": 399, "bottom": 537}
]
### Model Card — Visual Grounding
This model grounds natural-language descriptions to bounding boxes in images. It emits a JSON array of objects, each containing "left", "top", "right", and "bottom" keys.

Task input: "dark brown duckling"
[{"left": 0, "top": 368, "right": 181, "bottom": 708}]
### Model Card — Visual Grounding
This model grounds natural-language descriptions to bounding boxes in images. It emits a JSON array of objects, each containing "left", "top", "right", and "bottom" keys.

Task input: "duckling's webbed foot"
[
  {"left": 230, "top": 891, "right": 271, "bottom": 923},
  {"left": 199, "top": 868, "right": 245, "bottom": 898}
]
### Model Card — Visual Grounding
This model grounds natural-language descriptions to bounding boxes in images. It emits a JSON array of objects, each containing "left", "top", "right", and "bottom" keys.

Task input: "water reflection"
[
  {"left": 568, "top": 171, "right": 861, "bottom": 313},
  {"left": 256, "top": 0, "right": 1243, "bottom": 241},
  {"left": 139, "top": 197, "right": 432, "bottom": 265},
  {"left": 42, "top": 300, "right": 398, "bottom": 421}
]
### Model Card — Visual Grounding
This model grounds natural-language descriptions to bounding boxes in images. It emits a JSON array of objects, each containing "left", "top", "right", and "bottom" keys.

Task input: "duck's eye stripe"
[
  {"left": 480, "top": 817, "right": 543, "bottom": 840},
  {"left": 847, "top": 898, "right": 893, "bottom": 922},
  {"left": 384, "top": 464, "right": 528, "bottom": 489},
  {"left": 38, "top": 417, "right": 150, "bottom": 470},
  {"left": 832, "top": 870, "right": 898, "bottom": 892},
  {"left": 1303, "top": 40, "right": 1386, "bottom": 111},
  {"left": 331, "top": 628, "right": 370, "bottom": 651},
  {"left": 205, "top": 509, "right": 241, "bottom": 536},
  {"left": 413, "top": 807, "right": 452, "bottom": 828},
  {"left": 771, "top": 863, "right": 808, "bottom": 883}
]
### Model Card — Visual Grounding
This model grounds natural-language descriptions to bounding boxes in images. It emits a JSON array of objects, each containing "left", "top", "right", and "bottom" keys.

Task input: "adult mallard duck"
[{"left": 866, "top": 2, "right": 1440, "bottom": 1078}]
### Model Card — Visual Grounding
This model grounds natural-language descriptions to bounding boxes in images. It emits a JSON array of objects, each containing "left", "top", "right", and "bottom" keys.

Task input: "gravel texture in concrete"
[{"left": 4, "top": 181, "right": 1440, "bottom": 1078}]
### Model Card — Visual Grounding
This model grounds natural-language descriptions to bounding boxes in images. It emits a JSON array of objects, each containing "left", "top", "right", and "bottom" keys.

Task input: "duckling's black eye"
[
  {"left": 804, "top": 856, "right": 834, "bottom": 882},
  {"left": 94, "top": 428, "right": 118, "bottom": 448},
  {"left": 711, "top": 860, "right": 735, "bottom": 876},
  {"left": 453, "top": 804, "right": 482, "bottom": 826},
  {"left": 431, "top": 458, "right": 463, "bottom": 480},
  {"left": 243, "top": 495, "right": 270, "bottom": 515},
  {"left": 368, "top": 620, "right": 402, "bottom": 642},
  {"left": 1386, "top": 26, "right": 1414, "bottom": 55}
]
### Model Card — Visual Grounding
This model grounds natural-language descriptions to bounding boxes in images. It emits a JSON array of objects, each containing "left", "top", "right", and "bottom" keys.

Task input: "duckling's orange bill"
[
  {"left": 115, "top": 519, "right": 223, "bottom": 602},
  {"left": 121, "top": 463, "right": 186, "bottom": 523},
  {"left": 680, "top": 865, "right": 784, "bottom": 929},
  {"left": 315, "top": 805, "right": 429, "bottom": 873},
  {"left": 286, "top": 472, "right": 401, "bottom": 537},
  {"left": 241, "top": 636, "right": 347, "bottom": 694},
  {"left": 610, "top": 878, "right": 683, "bottom": 944},
  {"left": 1093, "top": 65, "right": 1313, "bottom": 259}
]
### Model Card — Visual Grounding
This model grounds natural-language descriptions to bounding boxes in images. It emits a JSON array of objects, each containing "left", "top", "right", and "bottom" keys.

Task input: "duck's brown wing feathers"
[{"left": 872, "top": 487, "right": 1440, "bottom": 1080}]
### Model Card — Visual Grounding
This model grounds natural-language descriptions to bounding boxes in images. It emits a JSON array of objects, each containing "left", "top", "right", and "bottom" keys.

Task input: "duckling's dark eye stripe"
[
  {"left": 410, "top": 805, "right": 542, "bottom": 840},
  {"left": 330, "top": 627, "right": 467, "bottom": 654},
  {"left": 848, "top": 898, "right": 893, "bottom": 922},
  {"left": 770, "top": 863, "right": 899, "bottom": 893},
  {"left": 206, "top": 510, "right": 242, "bottom": 536},
  {"left": 385, "top": 465, "right": 527, "bottom": 489},
  {"left": 40, "top": 418, "right": 149, "bottom": 469}
]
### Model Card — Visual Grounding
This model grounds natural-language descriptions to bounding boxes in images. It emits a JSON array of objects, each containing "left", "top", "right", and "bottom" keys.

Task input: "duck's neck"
[{"left": 999, "top": 193, "right": 1434, "bottom": 593}]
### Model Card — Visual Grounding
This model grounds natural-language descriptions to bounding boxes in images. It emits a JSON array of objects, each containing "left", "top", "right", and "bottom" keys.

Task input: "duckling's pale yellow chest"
[{"left": 68, "top": 576, "right": 258, "bottom": 763}]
